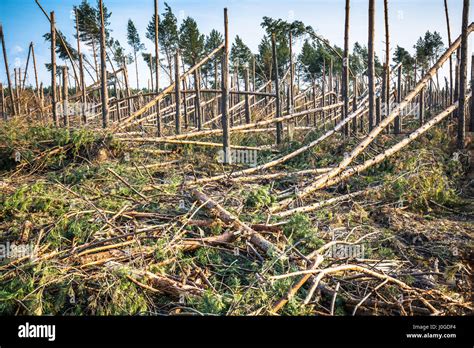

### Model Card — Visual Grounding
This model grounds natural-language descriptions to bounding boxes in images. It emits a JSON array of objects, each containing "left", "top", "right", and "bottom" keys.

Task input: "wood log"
[
  {"left": 191, "top": 189, "right": 282, "bottom": 255},
  {"left": 274, "top": 23, "right": 474, "bottom": 211}
]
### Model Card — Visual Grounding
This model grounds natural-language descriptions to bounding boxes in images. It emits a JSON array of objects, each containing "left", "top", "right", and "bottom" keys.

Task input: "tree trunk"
[
  {"left": 134, "top": 51, "right": 139, "bottom": 90},
  {"left": 368, "top": 0, "right": 376, "bottom": 131},
  {"left": 0, "top": 25, "right": 16, "bottom": 116},
  {"left": 457, "top": 0, "right": 470, "bottom": 149},
  {"left": 50, "top": 11, "right": 58, "bottom": 126},
  {"left": 154, "top": 0, "right": 161, "bottom": 136},
  {"left": 343, "top": 0, "right": 350, "bottom": 136},
  {"left": 62, "top": 66, "right": 69, "bottom": 127},
  {"left": 222, "top": 8, "right": 231, "bottom": 164},
  {"left": 99, "top": 0, "right": 109, "bottom": 128},
  {"left": 174, "top": 52, "right": 181, "bottom": 134},
  {"left": 444, "top": 0, "right": 454, "bottom": 105},
  {"left": 272, "top": 33, "right": 282, "bottom": 145}
]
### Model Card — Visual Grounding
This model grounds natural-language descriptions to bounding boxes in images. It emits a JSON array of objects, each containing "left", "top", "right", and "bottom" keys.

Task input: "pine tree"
[
  {"left": 179, "top": 17, "right": 205, "bottom": 67},
  {"left": 146, "top": 2, "right": 179, "bottom": 83},
  {"left": 127, "top": 19, "right": 145, "bottom": 89},
  {"left": 230, "top": 35, "right": 253, "bottom": 79}
]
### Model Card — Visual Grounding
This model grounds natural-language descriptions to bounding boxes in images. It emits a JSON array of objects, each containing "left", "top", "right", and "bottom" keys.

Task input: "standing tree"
[
  {"left": 74, "top": 0, "right": 112, "bottom": 81},
  {"left": 146, "top": 2, "right": 179, "bottom": 83},
  {"left": 178, "top": 17, "right": 205, "bottom": 67},
  {"left": 127, "top": 19, "right": 145, "bottom": 89},
  {"left": 230, "top": 36, "right": 253, "bottom": 79},
  {"left": 204, "top": 29, "right": 223, "bottom": 88}
]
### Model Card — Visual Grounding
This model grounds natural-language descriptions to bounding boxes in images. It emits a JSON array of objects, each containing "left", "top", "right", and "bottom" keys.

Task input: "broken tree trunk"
[
  {"left": 244, "top": 68, "right": 251, "bottom": 124},
  {"left": 50, "top": 11, "right": 58, "bottom": 126},
  {"left": 470, "top": 54, "right": 474, "bottom": 132},
  {"left": 318, "top": 101, "right": 465, "bottom": 189},
  {"left": 222, "top": 8, "right": 231, "bottom": 164},
  {"left": 154, "top": 0, "right": 161, "bottom": 136},
  {"left": 0, "top": 24, "right": 16, "bottom": 116},
  {"left": 62, "top": 66, "right": 69, "bottom": 128},
  {"left": 272, "top": 33, "right": 283, "bottom": 145},
  {"left": 191, "top": 189, "right": 281, "bottom": 255},
  {"left": 444, "top": 0, "right": 454, "bottom": 105},
  {"left": 174, "top": 52, "right": 181, "bottom": 135},
  {"left": 273, "top": 24, "right": 474, "bottom": 211},
  {"left": 384, "top": 0, "right": 390, "bottom": 120},
  {"left": 394, "top": 65, "right": 402, "bottom": 133},
  {"left": 99, "top": 0, "right": 109, "bottom": 129},
  {"left": 0, "top": 83, "right": 5, "bottom": 120},
  {"left": 343, "top": 0, "right": 350, "bottom": 136},
  {"left": 368, "top": 0, "right": 376, "bottom": 131},
  {"left": 457, "top": 0, "right": 470, "bottom": 149},
  {"left": 75, "top": 8, "right": 87, "bottom": 125}
]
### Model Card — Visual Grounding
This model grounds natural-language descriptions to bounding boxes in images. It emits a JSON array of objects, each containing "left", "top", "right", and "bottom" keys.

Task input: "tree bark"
[
  {"left": 368, "top": 0, "right": 376, "bottom": 131},
  {"left": 50, "top": 11, "right": 58, "bottom": 126},
  {"left": 272, "top": 33, "right": 282, "bottom": 145},
  {"left": 99, "top": 0, "right": 109, "bottom": 128},
  {"left": 343, "top": 0, "right": 350, "bottom": 136},
  {"left": 62, "top": 66, "right": 69, "bottom": 128},
  {"left": 0, "top": 24, "right": 16, "bottom": 116},
  {"left": 154, "top": 0, "right": 161, "bottom": 136},
  {"left": 222, "top": 8, "right": 231, "bottom": 163},
  {"left": 457, "top": 0, "right": 470, "bottom": 149},
  {"left": 174, "top": 52, "right": 181, "bottom": 134}
]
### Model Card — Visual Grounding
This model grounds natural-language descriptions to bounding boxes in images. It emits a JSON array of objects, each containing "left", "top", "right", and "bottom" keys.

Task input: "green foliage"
[
  {"left": 414, "top": 31, "right": 444, "bottom": 70},
  {"left": 230, "top": 35, "right": 253, "bottom": 77},
  {"left": 244, "top": 186, "right": 275, "bottom": 210},
  {"left": 1, "top": 182, "right": 66, "bottom": 220},
  {"left": 127, "top": 19, "right": 145, "bottom": 54},
  {"left": 283, "top": 213, "right": 324, "bottom": 251},
  {"left": 179, "top": 17, "right": 205, "bottom": 66}
]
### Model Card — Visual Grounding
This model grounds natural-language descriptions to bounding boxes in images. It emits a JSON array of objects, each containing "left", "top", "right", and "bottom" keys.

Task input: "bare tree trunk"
[
  {"left": 343, "top": 0, "right": 350, "bottom": 136},
  {"left": 134, "top": 50, "right": 139, "bottom": 90},
  {"left": 384, "top": 0, "right": 390, "bottom": 121},
  {"left": 50, "top": 11, "right": 58, "bottom": 126},
  {"left": 92, "top": 41, "right": 99, "bottom": 82},
  {"left": 394, "top": 65, "right": 402, "bottom": 133},
  {"left": 174, "top": 52, "right": 181, "bottom": 134},
  {"left": 272, "top": 33, "right": 282, "bottom": 145},
  {"left": 75, "top": 9, "right": 86, "bottom": 124},
  {"left": 368, "top": 0, "right": 376, "bottom": 131},
  {"left": 62, "top": 66, "right": 69, "bottom": 128},
  {"left": 0, "top": 83, "right": 5, "bottom": 120},
  {"left": 194, "top": 68, "right": 202, "bottom": 130},
  {"left": 222, "top": 8, "right": 231, "bottom": 164},
  {"left": 99, "top": 0, "right": 109, "bottom": 128},
  {"left": 123, "top": 63, "right": 132, "bottom": 116},
  {"left": 0, "top": 25, "right": 16, "bottom": 116},
  {"left": 458, "top": 0, "right": 470, "bottom": 149},
  {"left": 419, "top": 83, "right": 425, "bottom": 126},
  {"left": 244, "top": 68, "right": 251, "bottom": 124},
  {"left": 154, "top": 0, "right": 161, "bottom": 136},
  {"left": 444, "top": 0, "right": 454, "bottom": 105},
  {"left": 31, "top": 43, "right": 42, "bottom": 112},
  {"left": 289, "top": 31, "right": 294, "bottom": 116},
  {"left": 470, "top": 54, "right": 474, "bottom": 132},
  {"left": 22, "top": 44, "right": 32, "bottom": 90}
]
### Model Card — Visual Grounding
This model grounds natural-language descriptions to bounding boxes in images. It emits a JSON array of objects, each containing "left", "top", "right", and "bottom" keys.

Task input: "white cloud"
[
  {"left": 13, "top": 45, "right": 23, "bottom": 54},
  {"left": 14, "top": 57, "right": 21, "bottom": 68}
]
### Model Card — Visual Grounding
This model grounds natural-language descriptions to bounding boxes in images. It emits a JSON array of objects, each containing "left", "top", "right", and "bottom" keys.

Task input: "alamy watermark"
[
  {"left": 217, "top": 149, "right": 258, "bottom": 167},
  {"left": 0, "top": 242, "right": 36, "bottom": 261},
  {"left": 325, "top": 244, "right": 365, "bottom": 259}
]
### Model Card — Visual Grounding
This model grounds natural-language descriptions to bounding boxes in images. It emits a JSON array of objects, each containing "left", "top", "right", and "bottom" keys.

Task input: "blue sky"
[{"left": 0, "top": 0, "right": 472, "bottom": 89}]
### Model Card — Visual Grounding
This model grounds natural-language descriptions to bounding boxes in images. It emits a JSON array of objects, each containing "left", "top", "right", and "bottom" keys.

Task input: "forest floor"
[{"left": 0, "top": 117, "right": 472, "bottom": 315}]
